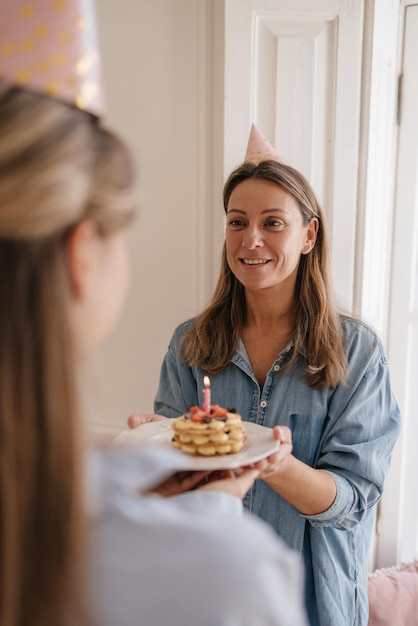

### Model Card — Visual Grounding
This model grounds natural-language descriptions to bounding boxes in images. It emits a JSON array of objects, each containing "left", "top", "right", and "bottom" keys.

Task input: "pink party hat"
[
  {"left": 0, "top": 0, "right": 104, "bottom": 117},
  {"left": 245, "top": 124, "right": 282, "bottom": 165}
]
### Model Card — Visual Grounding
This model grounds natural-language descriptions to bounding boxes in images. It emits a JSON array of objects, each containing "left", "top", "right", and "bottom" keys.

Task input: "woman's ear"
[
  {"left": 303, "top": 217, "right": 319, "bottom": 254},
  {"left": 65, "top": 220, "right": 98, "bottom": 299}
]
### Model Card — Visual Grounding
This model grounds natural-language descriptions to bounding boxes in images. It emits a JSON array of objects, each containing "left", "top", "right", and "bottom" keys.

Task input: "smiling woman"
[
  {"left": 225, "top": 177, "right": 318, "bottom": 296},
  {"left": 178, "top": 157, "right": 342, "bottom": 386},
  {"left": 151, "top": 126, "right": 401, "bottom": 626}
]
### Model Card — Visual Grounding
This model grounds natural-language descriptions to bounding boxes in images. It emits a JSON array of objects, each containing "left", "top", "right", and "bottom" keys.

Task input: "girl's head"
[
  {"left": 222, "top": 159, "right": 327, "bottom": 288},
  {"left": 0, "top": 83, "right": 136, "bottom": 626},
  {"left": 0, "top": 83, "right": 137, "bottom": 352}
]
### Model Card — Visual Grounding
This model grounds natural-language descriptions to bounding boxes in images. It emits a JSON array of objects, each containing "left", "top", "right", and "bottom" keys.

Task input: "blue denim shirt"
[{"left": 154, "top": 317, "right": 401, "bottom": 626}]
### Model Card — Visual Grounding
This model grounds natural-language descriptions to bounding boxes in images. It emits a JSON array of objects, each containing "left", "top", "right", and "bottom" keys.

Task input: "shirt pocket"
[{"left": 288, "top": 412, "right": 324, "bottom": 468}]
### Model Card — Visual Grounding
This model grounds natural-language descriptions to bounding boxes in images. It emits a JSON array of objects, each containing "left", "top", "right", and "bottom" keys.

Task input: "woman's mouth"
[{"left": 240, "top": 258, "right": 270, "bottom": 265}]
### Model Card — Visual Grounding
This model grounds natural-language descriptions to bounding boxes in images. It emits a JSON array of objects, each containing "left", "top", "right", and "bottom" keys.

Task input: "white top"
[{"left": 86, "top": 445, "right": 308, "bottom": 626}]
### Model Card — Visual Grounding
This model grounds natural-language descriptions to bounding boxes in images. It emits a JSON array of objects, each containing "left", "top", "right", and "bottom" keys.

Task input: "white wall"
[{"left": 85, "top": 0, "right": 222, "bottom": 435}]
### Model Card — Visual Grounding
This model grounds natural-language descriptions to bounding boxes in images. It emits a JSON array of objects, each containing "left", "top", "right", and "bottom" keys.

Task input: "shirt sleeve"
[
  {"left": 303, "top": 325, "right": 401, "bottom": 529},
  {"left": 89, "top": 448, "right": 309, "bottom": 626},
  {"left": 168, "top": 490, "right": 244, "bottom": 516},
  {"left": 248, "top": 555, "right": 309, "bottom": 626}
]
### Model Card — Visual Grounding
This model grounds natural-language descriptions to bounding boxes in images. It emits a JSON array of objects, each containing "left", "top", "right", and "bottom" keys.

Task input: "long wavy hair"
[
  {"left": 0, "top": 84, "right": 136, "bottom": 626},
  {"left": 181, "top": 160, "right": 348, "bottom": 389}
]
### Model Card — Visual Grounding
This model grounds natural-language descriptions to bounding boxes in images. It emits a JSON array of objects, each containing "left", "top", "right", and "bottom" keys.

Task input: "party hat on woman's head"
[
  {"left": 245, "top": 123, "right": 282, "bottom": 165},
  {"left": 0, "top": 0, "right": 104, "bottom": 116}
]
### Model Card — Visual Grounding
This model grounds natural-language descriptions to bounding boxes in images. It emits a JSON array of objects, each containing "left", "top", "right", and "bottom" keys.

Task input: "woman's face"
[
  {"left": 91, "top": 228, "right": 130, "bottom": 349},
  {"left": 68, "top": 223, "right": 131, "bottom": 359},
  {"left": 225, "top": 178, "right": 317, "bottom": 294}
]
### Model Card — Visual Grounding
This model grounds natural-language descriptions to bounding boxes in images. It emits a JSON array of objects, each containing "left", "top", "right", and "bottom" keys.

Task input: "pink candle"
[{"left": 202, "top": 376, "right": 211, "bottom": 413}]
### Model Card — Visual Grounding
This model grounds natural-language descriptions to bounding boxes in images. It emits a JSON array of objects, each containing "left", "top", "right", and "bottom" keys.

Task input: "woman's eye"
[
  {"left": 228, "top": 219, "right": 245, "bottom": 227},
  {"left": 265, "top": 219, "right": 284, "bottom": 228}
]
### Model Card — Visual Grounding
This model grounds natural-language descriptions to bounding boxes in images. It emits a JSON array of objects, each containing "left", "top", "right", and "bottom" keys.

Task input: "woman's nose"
[{"left": 242, "top": 227, "right": 263, "bottom": 249}]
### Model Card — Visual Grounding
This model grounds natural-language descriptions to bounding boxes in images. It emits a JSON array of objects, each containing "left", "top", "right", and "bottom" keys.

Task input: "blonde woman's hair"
[
  {"left": 181, "top": 160, "right": 348, "bottom": 389},
  {"left": 0, "top": 84, "right": 136, "bottom": 626}
]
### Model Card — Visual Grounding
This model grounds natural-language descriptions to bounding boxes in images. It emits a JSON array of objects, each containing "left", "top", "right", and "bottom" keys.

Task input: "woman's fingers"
[
  {"left": 127, "top": 414, "right": 167, "bottom": 429},
  {"left": 273, "top": 425, "right": 292, "bottom": 445},
  {"left": 198, "top": 467, "right": 260, "bottom": 499},
  {"left": 143, "top": 470, "right": 212, "bottom": 497},
  {"left": 244, "top": 426, "right": 293, "bottom": 477}
]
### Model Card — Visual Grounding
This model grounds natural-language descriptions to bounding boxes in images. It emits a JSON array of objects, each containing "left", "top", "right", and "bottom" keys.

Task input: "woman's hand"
[
  {"left": 127, "top": 414, "right": 167, "bottom": 429},
  {"left": 143, "top": 467, "right": 260, "bottom": 500},
  {"left": 142, "top": 470, "right": 213, "bottom": 497},
  {"left": 247, "top": 425, "right": 336, "bottom": 514},
  {"left": 197, "top": 467, "right": 261, "bottom": 499},
  {"left": 248, "top": 426, "right": 293, "bottom": 480}
]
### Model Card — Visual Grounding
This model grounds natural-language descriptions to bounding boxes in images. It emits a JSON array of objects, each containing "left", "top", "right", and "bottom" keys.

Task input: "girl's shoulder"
[
  {"left": 340, "top": 314, "right": 387, "bottom": 364},
  {"left": 340, "top": 314, "right": 381, "bottom": 340},
  {"left": 171, "top": 316, "right": 197, "bottom": 342}
]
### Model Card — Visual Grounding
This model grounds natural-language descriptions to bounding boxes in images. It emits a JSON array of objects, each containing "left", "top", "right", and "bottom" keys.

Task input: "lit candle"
[{"left": 202, "top": 376, "right": 211, "bottom": 413}]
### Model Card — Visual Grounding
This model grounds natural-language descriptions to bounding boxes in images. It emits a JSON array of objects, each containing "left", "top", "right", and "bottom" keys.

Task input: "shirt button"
[
  {"left": 273, "top": 364, "right": 280, "bottom": 372},
  {"left": 260, "top": 400, "right": 267, "bottom": 408}
]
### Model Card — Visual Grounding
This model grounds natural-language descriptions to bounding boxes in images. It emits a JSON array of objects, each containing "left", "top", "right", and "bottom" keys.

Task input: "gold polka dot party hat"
[
  {"left": 0, "top": 0, "right": 104, "bottom": 117},
  {"left": 245, "top": 123, "right": 282, "bottom": 165}
]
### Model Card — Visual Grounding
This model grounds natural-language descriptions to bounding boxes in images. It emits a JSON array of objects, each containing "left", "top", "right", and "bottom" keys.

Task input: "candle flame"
[{"left": 203, "top": 376, "right": 210, "bottom": 387}]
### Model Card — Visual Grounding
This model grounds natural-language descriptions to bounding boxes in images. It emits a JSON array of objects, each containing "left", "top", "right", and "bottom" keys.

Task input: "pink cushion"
[{"left": 368, "top": 559, "right": 418, "bottom": 625}]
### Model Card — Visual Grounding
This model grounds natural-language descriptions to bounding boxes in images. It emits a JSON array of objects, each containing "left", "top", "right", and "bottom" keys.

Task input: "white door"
[
  {"left": 223, "top": 0, "right": 365, "bottom": 310},
  {"left": 376, "top": 2, "right": 418, "bottom": 566}
]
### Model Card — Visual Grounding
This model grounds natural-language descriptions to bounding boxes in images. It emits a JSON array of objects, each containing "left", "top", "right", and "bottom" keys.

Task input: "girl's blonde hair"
[
  {"left": 181, "top": 160, "right": 348, "bottom": 389},
  {"left": 0, "top": 84, "right": 136, "bottom": 626}
]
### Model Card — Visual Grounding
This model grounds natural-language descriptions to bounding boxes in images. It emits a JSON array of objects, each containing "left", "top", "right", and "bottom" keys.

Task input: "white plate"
[{"left": 115, "top": 419, "right": 280, "bottom": 470}]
